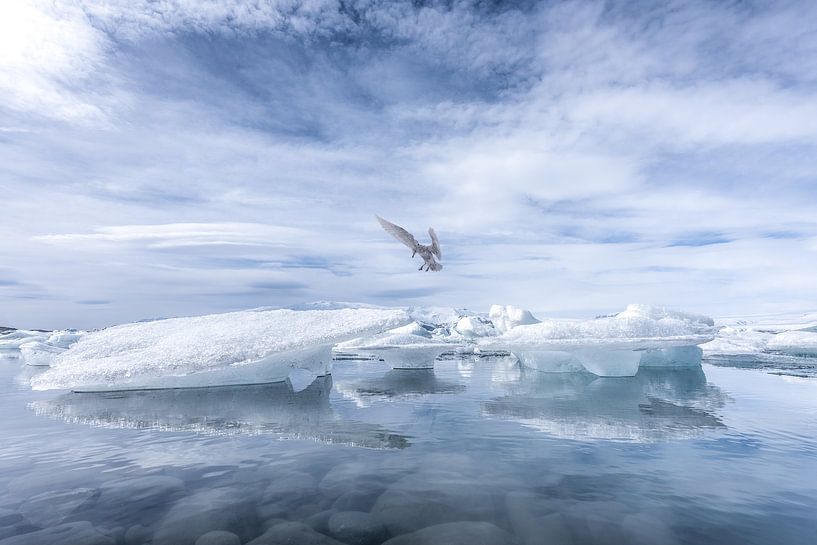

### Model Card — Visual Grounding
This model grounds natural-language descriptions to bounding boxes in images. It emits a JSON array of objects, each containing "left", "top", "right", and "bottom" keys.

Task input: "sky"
[{"left": 1, "top": 0, "right": 816, "bottom": 330}]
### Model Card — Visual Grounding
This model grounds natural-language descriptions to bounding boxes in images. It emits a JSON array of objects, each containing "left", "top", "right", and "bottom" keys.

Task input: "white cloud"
[
  {"left": 34, "top": 223, "right": 307, "bottom": 249},
  {"left": 1, "top": 0, "right": 817, "bottom": 328},
  {"left": 0, "top": 0, "right": 112, "bottom": 124}
]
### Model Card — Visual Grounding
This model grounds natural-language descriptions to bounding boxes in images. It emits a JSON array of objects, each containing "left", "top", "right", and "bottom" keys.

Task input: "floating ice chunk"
[
  {"left": 31, "top": 308, "right": 409, "bottom": 391},
  {"left": 489, "top": 305, "right": 540, "bottom": 334},
  {"left": 767, "top": 331, "right": 817, "bottom": 357},
  {"left": 286, "top": 367, "right": 318, "bottom": 393},
  {"left": 483, "top": 305, "right": 715, "bottom": 376}
]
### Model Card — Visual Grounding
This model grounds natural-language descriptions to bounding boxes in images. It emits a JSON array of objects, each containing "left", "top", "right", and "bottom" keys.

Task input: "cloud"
[
  {"left": 34, "top": 223, "right": 306, "bottom": 249},
  {"left": 1, "top": 0, "right": 817, "bottom": 329}
]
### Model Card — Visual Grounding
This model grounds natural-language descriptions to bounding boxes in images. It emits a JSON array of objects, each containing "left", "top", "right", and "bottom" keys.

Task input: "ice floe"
[
  {"left": 31, "top": 308, "right": 409, "bottom": 391},
  {"left": 481, "top": 304, "right": 716, "bottom": 376},
  {"left": 22, "top": 302, "right": 817, "bottom": 393}
]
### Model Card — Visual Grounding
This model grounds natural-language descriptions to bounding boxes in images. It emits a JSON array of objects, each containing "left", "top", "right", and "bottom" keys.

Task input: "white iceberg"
[
  {"left": 31, "top": 308, "right": 409, "bottom": 391},
  {"left": 483, "top": 304, "right": 715, "bottom": 377}
]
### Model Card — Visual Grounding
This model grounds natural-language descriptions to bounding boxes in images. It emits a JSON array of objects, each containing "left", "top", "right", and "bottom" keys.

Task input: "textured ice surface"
[
  {"left": 493, "top": 304, "right": 715, "bottom": 346},
  {"left": 489, "top": 305, "right": 540, "bottom": 334},
  {"left": 453, "top": 316, "right": 497, "bottom": 338},
  {"left": 31, "top": 308, "right": 409, "bottom": 391}
]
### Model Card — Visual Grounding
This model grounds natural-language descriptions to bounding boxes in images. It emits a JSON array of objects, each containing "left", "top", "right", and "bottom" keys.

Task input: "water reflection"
[
  {"left": 30, "top": 376, "right": 409, "bottom": 449},
  {"left": 484, "top": 367, "right": 728, "bottom": 442},
  {"left": 335, "top": 369, "right": 465, "bottom": 407}
]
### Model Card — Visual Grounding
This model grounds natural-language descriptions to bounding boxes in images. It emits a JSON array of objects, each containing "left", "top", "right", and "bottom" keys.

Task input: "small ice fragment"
[{"left": 287, "top": 367, "right": 318, "bottom": 392}]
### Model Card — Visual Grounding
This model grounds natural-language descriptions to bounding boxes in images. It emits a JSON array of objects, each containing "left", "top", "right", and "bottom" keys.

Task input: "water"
[{"left": 1, "top": 355, "right": 816, "bottom": 544}]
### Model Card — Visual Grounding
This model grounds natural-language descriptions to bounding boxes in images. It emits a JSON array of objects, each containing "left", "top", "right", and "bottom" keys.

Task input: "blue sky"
[{"left": 1, "top": 0, "right": 816, "bottom": 329}]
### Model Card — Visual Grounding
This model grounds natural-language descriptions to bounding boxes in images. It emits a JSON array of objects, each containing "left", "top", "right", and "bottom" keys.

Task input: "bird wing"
[
  {"left": 377, "top": 216, "right": 419, "bottom": 251},
  {"left": 428, "top": 227, "right": 442, "bottom": 259}
]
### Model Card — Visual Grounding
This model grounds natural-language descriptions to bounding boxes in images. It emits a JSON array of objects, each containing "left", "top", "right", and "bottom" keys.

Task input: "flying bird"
[{"left": 376, "top": 216, "right": 443, "bottom": 271}]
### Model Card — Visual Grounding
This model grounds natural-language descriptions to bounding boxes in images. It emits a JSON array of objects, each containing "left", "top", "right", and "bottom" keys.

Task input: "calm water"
[{"left": 0, "top": 355, "right": 816, "bottom": 544}]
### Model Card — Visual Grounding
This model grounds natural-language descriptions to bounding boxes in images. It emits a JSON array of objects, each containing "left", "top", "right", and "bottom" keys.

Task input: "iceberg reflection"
[
  {"left": 30, "top": 377, "right": 409, "bottom": 449},
  {"left": 483, "top": 367, "right": 727, "bottom": 442},
  {"left": 335, "top": 369, "right": 465, "bottom": 406}
]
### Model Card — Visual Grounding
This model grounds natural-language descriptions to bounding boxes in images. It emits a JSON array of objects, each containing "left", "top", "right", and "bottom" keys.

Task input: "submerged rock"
[
  {"left": 0, "top": 521, "right": 114, "bottom": 545},
  {"left": 328, "top": 511, "right": 387, "bottom": 545},
  {"left": 195, "top": 530, "right": 241, "bottom": 545},
  {"left": 382, "top": 521, "right": 515, "bottom": 545},
  {"left": 153, "top": 487, "right": 258, "bottom": 545},
  {"left": 371, "top": 471, "right": 497, "bottom": 535},
  {"left": 95, "top": 475, "right": 186, "bottom": 524},
  {"left": 18, "top": 487, "right": 97, "bottom": 527},
  {"left": 246, "top": 521, "right": 345, "bottom": 545}
]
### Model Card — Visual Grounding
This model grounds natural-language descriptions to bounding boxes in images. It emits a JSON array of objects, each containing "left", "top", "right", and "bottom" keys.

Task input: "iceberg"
[
  {"left": 482, "top": 304, "right": 715, "bottom": 377},
  {"left": 31, "top": 308, "right": 409, "bottom": 391}
]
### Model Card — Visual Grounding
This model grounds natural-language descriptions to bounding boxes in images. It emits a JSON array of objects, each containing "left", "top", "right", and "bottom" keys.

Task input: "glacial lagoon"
[{"left": 1, "top": 353, "right": 816, "bottom": 545}]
